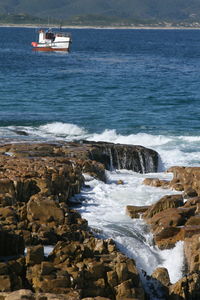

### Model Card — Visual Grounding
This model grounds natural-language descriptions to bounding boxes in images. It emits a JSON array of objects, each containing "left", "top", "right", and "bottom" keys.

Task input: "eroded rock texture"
[
  {"left": 0, "top": 141, "right": 155, "bottom": 300},
  {"left": 127, "top": 166, "right": 200, "bottom": 299}
]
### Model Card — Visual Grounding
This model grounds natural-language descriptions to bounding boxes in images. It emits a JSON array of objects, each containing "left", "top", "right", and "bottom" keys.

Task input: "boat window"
[{"left": 45, "top": 32, "right": 55, "bottom": 40}]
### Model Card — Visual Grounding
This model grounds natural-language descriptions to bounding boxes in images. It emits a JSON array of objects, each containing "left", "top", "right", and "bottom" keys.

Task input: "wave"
[
  {"left": 1, "top": 122, "right": 200, "bottom": 169},
  {"left": 39, "top": 122, "right": 86, "bottom": 136}
]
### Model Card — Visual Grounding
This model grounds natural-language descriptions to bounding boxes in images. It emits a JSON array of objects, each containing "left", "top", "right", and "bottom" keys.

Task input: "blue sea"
[{"left": 1, "top": 26, "right": 200, "bottom": 298}]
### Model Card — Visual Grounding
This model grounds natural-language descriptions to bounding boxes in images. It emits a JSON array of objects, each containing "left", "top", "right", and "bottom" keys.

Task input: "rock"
[
  {"left": 184, "top": 196, "right": 200, "bottom": 208},
  {"left": 154, "top": 226, "right": 184, "bottom": 249},
  {"left": 87, "top": 142, "right": 158, "bottom": 173},
  {"left": 0, "top": 276, "right": 11, "bottom": 292},
  {"left": 185, "top": 215, "right": 200, "bottom": 226},
  {"left": 26, "top": 245, "right": 44, "bottom": 266},
  {"left": 115, "top": 279, "right": 136, "bottom": 300},
  {"left": 2, "top": 289, "right": 35, "bottom": 300},
  {"left": 143, "top": 178, "right": 170, "bottom": 188},
  {"left": 145, "top": 207, "right": 192, "bottom": 234},
  {"left": 0, "top": 142, "right": 155, "bottom": 299},
  {"left": 0, "top": 230, "right": 25, "bottom": 257},
  {"left": 168, "top": 167, "right": 200, "bottom": 195},
  {"left": 126, "top": 205, "right": 150, "bottom": 219},
  {"left": 184, "top": 188, "right": 198, "bottom": 198},
  {"left": 82, "top": 296, "right": 111, "bottom": 300},
  {"left": 151, "top": 267, "right": 171, "bottom": 287},
  {"left": 107, "top": 270, "right": 118, "bottom": 288},
  {"left": 169, "top": 272, "right": 200, "bottom": 299},
  {"left": 27, "top": 196, "right": 65, "bottom": 225},
  {"left": 117, "top": 180, "right": 124, "bottom": 185},
  {"left": 184, "top": 234, "right": 200, "bottom": 272},
  {"left": 87, "top": 261, "right": 105, "bottom": 281},
  {"left": 143, "top": 194, "right": 183, "bottom": 219},
  {"left": 82, "top": 160, "right": 107, "bottom": 182},
  {"left": 0, "top": 289, "right": 81, "bottom": 299}
]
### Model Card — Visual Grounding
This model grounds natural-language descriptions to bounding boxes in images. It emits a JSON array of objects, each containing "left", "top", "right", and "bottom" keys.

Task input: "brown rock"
[
  {"left": 151, "top": 267, "right": 171, "bottom": 287},
  {"left": 87, "top": 261, "right": 105, "bottom": 281},
  {"left": 117, "top": 180, "right": 124, "bottom": 185},
  {"left": 185, "top": 215, "right": 200, "bottom": 226},
  {"left": 115, "top": 279, "right": 136, "bottom": 300},
  {"left": 146, "top": 207, "right": 189, "bottom": 233},
  {"left": 184, "top": 188, "right": 198, "bottom": 198},
  {"left": 26, "top": 245, "right": 44, "bottom": 266},
  {"left": 107, "top": 270, "right": 118, "bottom": 288},
  {"left": 27, "top": 196, "right": 65, "bottom": 225},
  {"left": 184, "top": 225, "right": 200, "bottom": 238},
  {"left": 169, "top": 272, "right": 200, "bottom": 299},
  {"left": 183, "top": 196, "right": 199, "bottom": 208},
  {"left": 168, "top": 166, "right": 200, "bottom": 195},
  {"left": 184, "top": 234, "right": 200, "bottom": 272},
  {"left": 1, "top": 289, "right": 35, "bottom": 300},
  {"left": 143, "top": 178, "right": 170, "bottom": 188},
  {"left": 126, "top": 206, "right": 149, "bottom": 219},
  {"left": 144, "top": 194, "right": 183, "bottom": 219},
  {"left": 0, "top": 276, "right": 11, "bottom": 292},
  {"left": 154, "top": 226, "right": 184, "bottom": 249}
]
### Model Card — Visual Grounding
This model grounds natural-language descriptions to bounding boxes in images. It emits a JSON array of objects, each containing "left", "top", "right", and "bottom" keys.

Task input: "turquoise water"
[{"left": 1, "top": 27, "right": 200, "bottom": 168}]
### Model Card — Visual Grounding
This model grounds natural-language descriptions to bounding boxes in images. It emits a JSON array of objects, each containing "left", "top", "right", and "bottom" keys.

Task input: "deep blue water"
[{"left": 1, "top": 27, "right": 200, "bottom": 136}]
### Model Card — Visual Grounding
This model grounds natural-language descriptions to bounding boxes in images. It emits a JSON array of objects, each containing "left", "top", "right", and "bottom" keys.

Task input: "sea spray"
[
  {"left": 72, "top": 170, "right": 184, "bottom": 288},
  {"left": 1, "top": 124, "right": 200, "bottom": 168}
]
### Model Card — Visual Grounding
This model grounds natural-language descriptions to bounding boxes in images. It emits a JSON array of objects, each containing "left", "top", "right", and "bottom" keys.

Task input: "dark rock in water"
[
  {"left": 12, "top": 130, "right": 29, "bottom": 136},
  {"left": 87, "top": 141, "right": 159, "bottom": 173}
]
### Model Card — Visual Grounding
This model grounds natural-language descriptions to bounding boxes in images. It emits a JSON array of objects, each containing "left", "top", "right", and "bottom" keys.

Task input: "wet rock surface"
[
  {"left": 0, "top": 141, "right": 156, "bottom": 300},
  {"left": 127, "top": 166, "right": 200, "bottom": 299}
]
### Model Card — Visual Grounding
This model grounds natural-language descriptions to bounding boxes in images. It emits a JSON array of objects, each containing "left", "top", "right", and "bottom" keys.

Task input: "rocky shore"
[
  {"left": 127, "top": 166, "right": 200, "bottom": 299},
  {"left": 0, "top": 141, "right": 199, "bottom": 299},
  {"left": 0, "top": 141, "right": 158, "bottom": 300}
]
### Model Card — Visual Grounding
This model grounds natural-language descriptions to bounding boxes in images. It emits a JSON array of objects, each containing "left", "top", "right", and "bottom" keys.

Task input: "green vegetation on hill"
[{"left": 0, "top": 0, "right": 200, "bottom": 26}]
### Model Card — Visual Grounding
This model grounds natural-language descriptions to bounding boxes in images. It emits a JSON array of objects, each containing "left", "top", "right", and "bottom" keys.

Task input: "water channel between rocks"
[{"left": 71, "top": 169, "right": 185, "bottom": 298}]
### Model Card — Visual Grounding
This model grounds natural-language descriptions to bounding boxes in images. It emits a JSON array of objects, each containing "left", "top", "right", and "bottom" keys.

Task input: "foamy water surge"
[
  {"left": 71, "top": 170, "right": 184, "bottom": 299},
  {"left": 2, "top": 122, "right": 200, "bottom": 169}
]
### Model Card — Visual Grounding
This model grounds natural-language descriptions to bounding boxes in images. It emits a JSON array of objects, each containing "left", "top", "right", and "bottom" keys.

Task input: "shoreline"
[{"left": 1, "top": 23, "right": 200, "bottom": 30}]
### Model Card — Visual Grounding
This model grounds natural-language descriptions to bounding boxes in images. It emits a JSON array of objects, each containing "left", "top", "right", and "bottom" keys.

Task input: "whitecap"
[{"left": 39, "top": 122, "right": 86, "bottom": 136}]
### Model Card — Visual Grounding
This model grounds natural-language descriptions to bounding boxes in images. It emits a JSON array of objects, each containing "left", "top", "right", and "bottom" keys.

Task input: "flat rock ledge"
[
  {"left": 0, "top": 141, "right": 159, "bottom": 300},
  {"left": 127, "top": 166, "right": 200, "bottom": 299}
]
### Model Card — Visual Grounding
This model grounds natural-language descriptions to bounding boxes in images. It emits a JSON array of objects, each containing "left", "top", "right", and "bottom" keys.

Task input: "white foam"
[
  {"left": 74, "top": 170, "right": 183, "bottom": 285},
  {"left": 89, "top": 130, "right": 171, "bottom": 147},
  {"left": 39, "top": 122, "right": 86, "bottom": 136},
  {"left": 1, "top": 123, "right": 200, "bottom": 168},
  {"left": 181, "top": 136, "right": 200, "bottom": 142},
  {"left": 158, "top": 241, "right": 184, "bottom": 284}
]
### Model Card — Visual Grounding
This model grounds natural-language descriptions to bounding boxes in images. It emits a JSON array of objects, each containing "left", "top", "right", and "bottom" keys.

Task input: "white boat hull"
[{"left": 32, "top": 29, "right": 72, "bottom": 52}]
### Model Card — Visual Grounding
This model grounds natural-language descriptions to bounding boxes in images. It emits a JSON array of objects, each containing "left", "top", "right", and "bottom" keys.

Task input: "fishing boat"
[{"left": 31, "top": 28, "right": 72, "bottom": 51}]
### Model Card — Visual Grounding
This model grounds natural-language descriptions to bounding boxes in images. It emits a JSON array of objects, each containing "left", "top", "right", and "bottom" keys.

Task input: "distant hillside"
[{"left": 1, "top": 0, "right": 200, "bottom": 26}]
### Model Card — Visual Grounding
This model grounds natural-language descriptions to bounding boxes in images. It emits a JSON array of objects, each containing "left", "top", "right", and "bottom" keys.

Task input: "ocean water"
[{"left": 1, "top": 27, "right": 200, "bottom": 298}]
